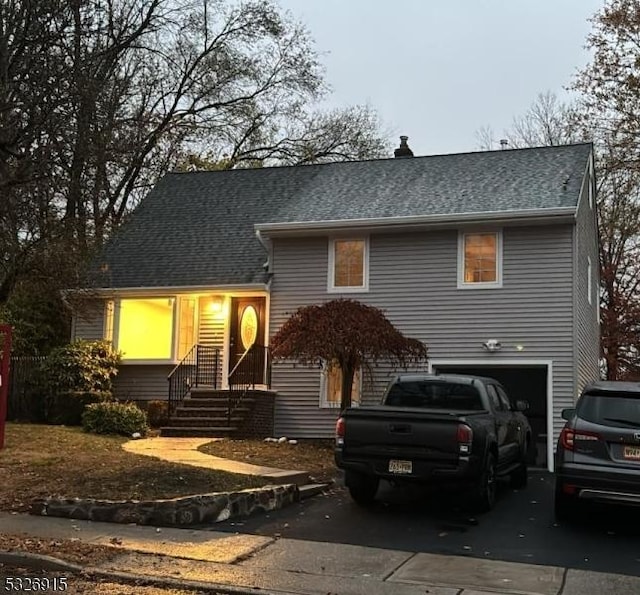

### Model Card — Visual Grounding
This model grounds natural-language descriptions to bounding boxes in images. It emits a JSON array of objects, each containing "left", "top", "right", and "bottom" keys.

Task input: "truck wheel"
[
  {"left": 473, "top": 452, "right": 497, "bottom": 512},
  {"left": 345, "top": 471, "right": 379, "bottom": 507},
  {"left": 511, "top": 441, "right": 529, "bottom": 489}
]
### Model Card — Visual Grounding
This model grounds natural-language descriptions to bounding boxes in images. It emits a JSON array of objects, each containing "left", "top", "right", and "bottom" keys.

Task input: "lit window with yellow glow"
[
  {"left": 329, "top": 238, "right": 368, "bottom": 291},
  {"left": 321, "top": 361, "right": 361, "bottom": 408},
  {"left": 117, "top": 298, "right": 174, "bottom": 360},
  {"left": 459, "top": 232, "right": 502, "bottom": 287},
  {"left": 177, "top": 298, "right": 196, "bottom": 360}
]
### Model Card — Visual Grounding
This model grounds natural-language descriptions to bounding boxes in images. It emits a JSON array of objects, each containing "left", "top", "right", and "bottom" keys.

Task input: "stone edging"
[{"left": 30, "top": 484, "right": 299, "bottom": 527}]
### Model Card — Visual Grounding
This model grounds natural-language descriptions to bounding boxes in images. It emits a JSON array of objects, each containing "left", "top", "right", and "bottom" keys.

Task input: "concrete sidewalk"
[
  {"left": 1, "top": 512, "right": 639, "bottom": 595},
  {"left": 122, "top": 437, "right": 310, "bottom": 485}
]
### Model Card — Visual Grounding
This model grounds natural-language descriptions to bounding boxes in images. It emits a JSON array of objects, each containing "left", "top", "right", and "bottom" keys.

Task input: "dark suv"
[{"left": 555, "top": 381, "right": 640, "bottom": 520}]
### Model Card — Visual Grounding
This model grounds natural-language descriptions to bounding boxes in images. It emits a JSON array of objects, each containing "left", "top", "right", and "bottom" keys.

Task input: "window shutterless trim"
[
  {"left": 327, "top": 236, "right": 370, "bottom": 293},
  {"left": 319, "top": 360, "right": 362, "bottom": 408},
  {"left": 457, "top": 229, "right": 503, "bottom": 289}
]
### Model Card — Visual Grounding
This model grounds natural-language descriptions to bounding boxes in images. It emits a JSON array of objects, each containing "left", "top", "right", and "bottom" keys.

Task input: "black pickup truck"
[{"left": 335, "top": 374, "right": 531, "bottom": 511}]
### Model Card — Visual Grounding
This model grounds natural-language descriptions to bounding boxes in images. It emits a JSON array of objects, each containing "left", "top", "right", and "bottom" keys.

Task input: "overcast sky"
[{"left": 277, "top": 0, "right": 604, "bottom": 156}]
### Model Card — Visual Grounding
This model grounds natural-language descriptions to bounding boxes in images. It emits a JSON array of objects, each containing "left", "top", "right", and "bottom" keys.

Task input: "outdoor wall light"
[
  {"left": 482, "top": 339, "right": 502, "bottom": 352},
  {"left": 515, "top": 344, "right": 525, "bottom": 352},
  {"left": 209, "top": 297, "right": 223, "bottom": 313}
]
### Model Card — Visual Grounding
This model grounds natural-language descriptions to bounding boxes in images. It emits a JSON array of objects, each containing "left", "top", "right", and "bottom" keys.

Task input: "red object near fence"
[{"left": 0, "top": 325, "right": 12, "bottom": 449}]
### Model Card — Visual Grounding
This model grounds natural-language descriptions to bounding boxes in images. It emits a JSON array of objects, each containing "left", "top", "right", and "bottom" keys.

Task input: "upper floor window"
[
  {"left": 458, "top": 231, "right": 503, "bottom": 289},
  {"left": 328, "top": 238, "right": 369, "bottom": 292}
]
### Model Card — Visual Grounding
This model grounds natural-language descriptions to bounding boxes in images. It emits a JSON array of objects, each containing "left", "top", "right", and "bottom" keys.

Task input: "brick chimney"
[{"left": 394, "top": 135, "right": 414, "bottom": 158}]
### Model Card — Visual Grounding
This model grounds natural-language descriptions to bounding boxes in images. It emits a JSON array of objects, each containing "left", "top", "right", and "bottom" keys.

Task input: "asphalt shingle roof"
[{"left": 92, "top": 143, "right": 592, "bottom": 289}]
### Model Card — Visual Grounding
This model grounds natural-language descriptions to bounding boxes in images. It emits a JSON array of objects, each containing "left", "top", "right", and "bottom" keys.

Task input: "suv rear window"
[
  {"left": 385, "top": 381, "right": 484, "bottom": 410},
  {"left": 577, "top": 391, "right": 640, "bottom": 428}
]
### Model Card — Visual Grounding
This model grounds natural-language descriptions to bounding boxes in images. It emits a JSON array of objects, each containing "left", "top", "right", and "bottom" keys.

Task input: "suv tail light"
[
  {"left": 560, "top": 427, "right": 601, "bottom": 451},
  {"left": 335, "top": 417, "right": 345, "bottom": 447},
  {"left": 457, "top": 423, "right": 473, "bottom": 455}
]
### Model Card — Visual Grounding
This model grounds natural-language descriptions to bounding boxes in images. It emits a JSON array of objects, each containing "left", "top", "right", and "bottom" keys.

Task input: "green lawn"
[{"left": 0, "top": 423, "right": 266, "bottom": 512}]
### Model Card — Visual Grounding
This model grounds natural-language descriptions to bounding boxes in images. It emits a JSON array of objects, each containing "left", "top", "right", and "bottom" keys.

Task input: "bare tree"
[
  {"left": 475, "top": 92, "right": 579, "bottom": 151},
  {"left": 0, "top": 0, "right": 390, "bottom": 353}
]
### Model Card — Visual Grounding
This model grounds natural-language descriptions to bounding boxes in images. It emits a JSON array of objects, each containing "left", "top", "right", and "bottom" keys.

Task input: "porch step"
[
  {"left": 188, "top": 387, "right": 275, "bottom": 399},
  {"left": 167, "top": 416, "right": 245, "bottom": 427},
  {"left": 174, "top": 406, "right": 251, "bottom": 418},
  {"left": 160, "top": 426, "right": 238, "bottom": 438}
]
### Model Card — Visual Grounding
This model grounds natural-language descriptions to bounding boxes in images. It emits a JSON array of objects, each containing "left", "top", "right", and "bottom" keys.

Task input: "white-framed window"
[
  {"left": 328, "top": 237, "right": 369, "bottom": 292},
  {"left": 177, "top": 297, "right": 197, "bottom": 359},
  {"left": 110, "top": 296, "right": 197, "bottom": 362},
  {"left": 104, "top": 300, "right": 115, "bottom": 343},
  {"left": 457, "top": 230, "right": 503, "bottom": 289},
  {"left": 587, "top": 256, "right": 592, "bottom": 305},
  {"left": 320, "top": 360, "right": 361, "bottom": 408}
]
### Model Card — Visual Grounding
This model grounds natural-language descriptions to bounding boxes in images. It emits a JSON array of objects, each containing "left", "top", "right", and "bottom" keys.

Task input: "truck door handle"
[{"left": 389, "top": 424, "right": 411, "bottom": 434}]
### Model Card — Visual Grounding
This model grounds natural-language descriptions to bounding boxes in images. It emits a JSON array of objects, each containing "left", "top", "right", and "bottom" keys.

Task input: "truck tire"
[
  {"left": 511, "top": 439, "right": 529, "bottom": 489},
  {"left": 345, "top": 471, "right": 379, "bottom": 507},
  {"left": 472, "top": 452, "right": 497, "bottom": 512}
]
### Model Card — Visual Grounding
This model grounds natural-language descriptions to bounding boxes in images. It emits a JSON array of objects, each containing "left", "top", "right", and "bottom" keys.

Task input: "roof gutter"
[
  {"left": 255, "top": 207, "right": 577, "bottom": 236},
  {"left": 62, "top": 283, "right": 270, "bottom": 299}
]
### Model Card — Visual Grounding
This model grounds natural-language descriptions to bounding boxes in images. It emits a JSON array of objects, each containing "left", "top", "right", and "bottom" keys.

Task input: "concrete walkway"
[
  {"left": 2, "top": 512, "right": 640, "bottom": 595},
  {"left": 122, "top": 437, "right": 309, "bottom": 485}
]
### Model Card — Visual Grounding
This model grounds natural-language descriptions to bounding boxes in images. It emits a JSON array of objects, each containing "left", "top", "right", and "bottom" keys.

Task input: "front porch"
[
  {"left": 162, "top": 342, "right": 275, "bottom": 438},
  {"left": 103, "top": 291, "right": 275, "bottom": 437}
]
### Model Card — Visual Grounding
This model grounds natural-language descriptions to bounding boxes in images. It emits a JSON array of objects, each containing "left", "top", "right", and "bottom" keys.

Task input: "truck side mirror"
[
  {"left": 561, "top": 408, "right": 576, "bottom": 421},
  {"left": 515, "top": 400, "right": 529, "bottom": 412}
]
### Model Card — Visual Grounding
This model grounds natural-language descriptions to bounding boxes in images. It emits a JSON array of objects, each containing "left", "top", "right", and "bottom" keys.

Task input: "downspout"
[{"left": 255, "top": 228, "right": 271, "bottom": 275}]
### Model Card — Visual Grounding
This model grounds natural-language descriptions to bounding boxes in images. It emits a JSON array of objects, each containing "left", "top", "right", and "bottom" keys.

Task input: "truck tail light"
[
  {"left": 335, "top": 417, "right": 345, "bottom": 447},
  {"left": 560, "top": 427, "right": 600, "bottom": 451},
  {"left": 457, "top": 423, "right": 473, "bottom": 455}
]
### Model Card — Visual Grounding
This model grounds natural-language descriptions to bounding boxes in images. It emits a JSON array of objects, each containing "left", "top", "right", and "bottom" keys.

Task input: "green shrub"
[
  {"left": 82, "top": 402, "right": 149, "bottom": 436},
  {"left": 39, "top": 339, "right": 121, "bottom": 424},
  {"left": 50, "top": 390, "right": 114, "bottom": 426},
  {"left": 146, "top": 400, "right": 169, "bottom": 428},
  {"left": 41, "top": 339, "right": 121, "bottom": 395}
]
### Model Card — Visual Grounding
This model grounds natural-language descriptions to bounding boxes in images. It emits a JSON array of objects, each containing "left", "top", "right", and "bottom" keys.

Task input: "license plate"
[
  {"left": 389, "top": 459, "right": 412, "bottom": 474},
  {"left": 623, "top": 446, "right": 640, "bottom": 460}
]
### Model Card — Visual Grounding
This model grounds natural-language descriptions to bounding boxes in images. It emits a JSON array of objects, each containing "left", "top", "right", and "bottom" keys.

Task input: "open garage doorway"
[{"left": 429, "top": 360, "right": 552, "bottom": 470}]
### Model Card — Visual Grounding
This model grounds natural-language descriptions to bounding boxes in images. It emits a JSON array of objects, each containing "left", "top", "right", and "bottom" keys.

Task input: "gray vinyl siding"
[
  {"left": 270, "top": 224, "right": 576, "bottom": 441},
  {"left": 114, "top": 364, "right": 173, "bottom": 401},
  {"left": 71, "top": 301, "right": 106, "bottom": 341},
  {"left": 574, "top": 160, "right": 600, "bottom": 396}
]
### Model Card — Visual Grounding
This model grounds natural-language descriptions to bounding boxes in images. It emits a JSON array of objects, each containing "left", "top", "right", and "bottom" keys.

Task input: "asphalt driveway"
[{"left": 213, "top": 471, "right": 640, "bottom": 577}]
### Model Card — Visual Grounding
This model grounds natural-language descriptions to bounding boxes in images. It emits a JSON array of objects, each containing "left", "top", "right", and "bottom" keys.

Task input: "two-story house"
[{"left": 70, "top": 139, "right": 599, "bottom": 471}]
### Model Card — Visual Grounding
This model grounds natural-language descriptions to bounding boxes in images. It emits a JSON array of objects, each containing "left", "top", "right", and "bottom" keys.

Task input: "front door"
[{"left": 228, "top": 297, "right": 266, "bottom": 387}]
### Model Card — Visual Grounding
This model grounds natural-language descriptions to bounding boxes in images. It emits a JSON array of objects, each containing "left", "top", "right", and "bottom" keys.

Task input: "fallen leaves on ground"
[
  {"left": 198, "top": 438, "right": 337, "bottom": 483},
  {"left": 0, "top": 566, "right": 212, "bottom": 595},
  {"left": 1, "top": 424, "right": 266, "bottom": 512}
]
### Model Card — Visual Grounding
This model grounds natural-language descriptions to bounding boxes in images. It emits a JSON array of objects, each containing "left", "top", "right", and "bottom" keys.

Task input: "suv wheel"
[
  {"left": 345, "top": 471, "right": 379, "bottom": 507},
  {"left": 554, "top": 483, "right": 578, "bottom": 522}
]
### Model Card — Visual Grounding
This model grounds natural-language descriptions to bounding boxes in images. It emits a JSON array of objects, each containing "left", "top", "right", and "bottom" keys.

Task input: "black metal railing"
[
  {"left": 167, "top": 345, "right": 221, "bottom": 414},
  {"left": 226, "top": 344, "right": 271, "bottom": 425}
]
